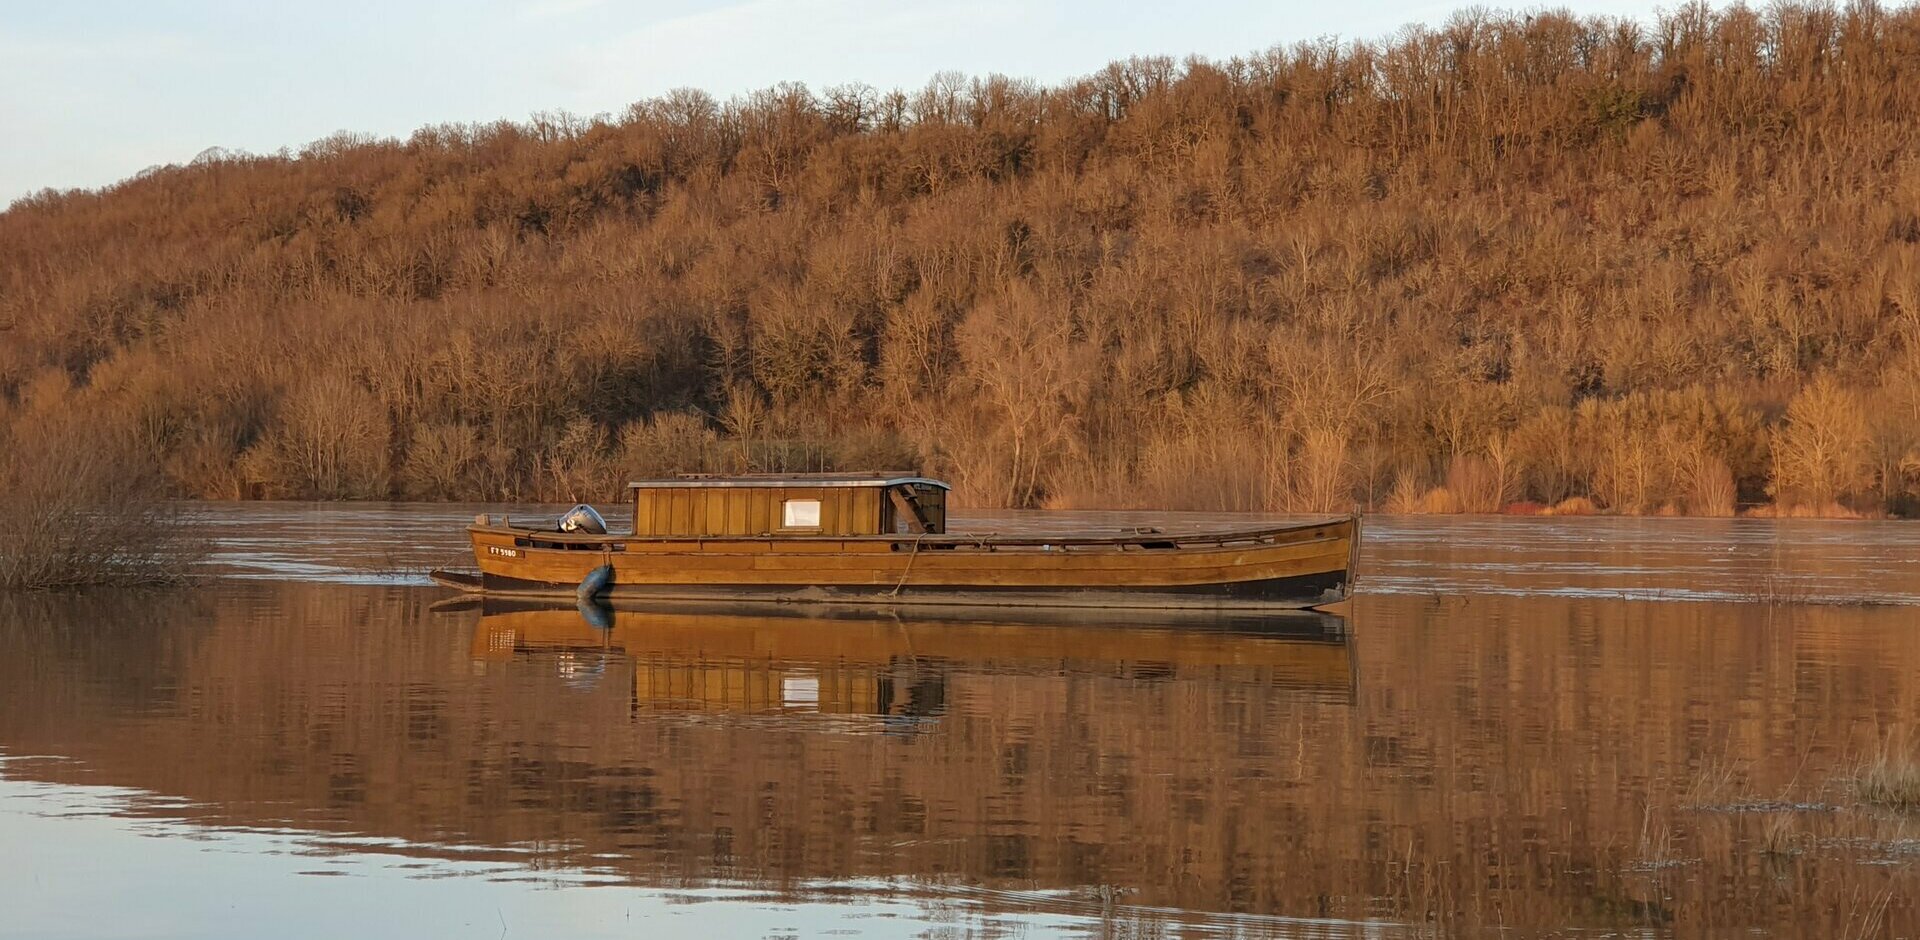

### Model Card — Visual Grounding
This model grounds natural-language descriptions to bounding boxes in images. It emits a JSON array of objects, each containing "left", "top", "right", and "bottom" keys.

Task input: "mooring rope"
[{"left": 889, "top": 532, "right": 929, "bottom": 596}]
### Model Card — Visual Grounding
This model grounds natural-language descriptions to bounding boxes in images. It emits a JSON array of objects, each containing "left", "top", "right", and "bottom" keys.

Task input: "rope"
[{"left": 889, "top": 532, "right": 928, "bottom": 596}]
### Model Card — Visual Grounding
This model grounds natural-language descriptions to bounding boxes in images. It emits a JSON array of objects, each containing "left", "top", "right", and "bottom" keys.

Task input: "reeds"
[
  {"left": 1852, "top": 743, "right": 1920, "bottom": 812},
  {"left": 1736, "top": 575, "right": 1815, "bottom": 607}
]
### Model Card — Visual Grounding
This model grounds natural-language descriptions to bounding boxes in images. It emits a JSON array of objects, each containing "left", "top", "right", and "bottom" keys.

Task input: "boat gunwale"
[{"left": 467, "top": 515, "right": 1356, "bottom": 552}]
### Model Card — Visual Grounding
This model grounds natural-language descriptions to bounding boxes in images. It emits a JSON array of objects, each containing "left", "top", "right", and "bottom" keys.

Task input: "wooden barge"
[{"left": 433, "top": 473, "right": 1360, "bottom": 611}]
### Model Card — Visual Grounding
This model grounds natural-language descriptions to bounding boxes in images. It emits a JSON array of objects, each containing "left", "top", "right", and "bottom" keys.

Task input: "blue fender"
[{"left": 576, "top": 563, "right": 614, "bottom": 605}]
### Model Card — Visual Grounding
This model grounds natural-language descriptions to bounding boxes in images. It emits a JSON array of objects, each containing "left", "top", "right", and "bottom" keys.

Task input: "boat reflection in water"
[
  {"left": 0, "top": 584, "right": 1364, "bottom": 937},
  {"left": 466, "top": 599, "right": 1357, "bottom": 723},
  {"left": 13, "top": 576, "right": 1920, "bottom": 936}
]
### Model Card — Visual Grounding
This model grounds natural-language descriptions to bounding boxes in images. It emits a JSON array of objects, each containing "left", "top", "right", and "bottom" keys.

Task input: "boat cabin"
[{"left": 629, "top": 473, "right": 949, "bottom": 538}]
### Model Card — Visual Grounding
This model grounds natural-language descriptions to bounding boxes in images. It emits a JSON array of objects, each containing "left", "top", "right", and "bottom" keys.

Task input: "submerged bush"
[{"left": 0, "top": 421, "right": 204, "bottom": 590}]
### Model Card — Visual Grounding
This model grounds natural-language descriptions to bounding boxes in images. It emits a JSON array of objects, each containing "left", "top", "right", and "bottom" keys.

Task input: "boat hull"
[
  {"left": 445, "top": 516, "right": 1359, "bottom": 612},
  {"left": 469, "top": 568, "right": 1347, "bottom": 609}
]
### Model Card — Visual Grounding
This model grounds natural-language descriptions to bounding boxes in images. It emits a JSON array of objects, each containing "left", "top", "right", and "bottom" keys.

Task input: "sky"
[{"left": 1, "top": 0, "right": 1670, "bottom": 203}]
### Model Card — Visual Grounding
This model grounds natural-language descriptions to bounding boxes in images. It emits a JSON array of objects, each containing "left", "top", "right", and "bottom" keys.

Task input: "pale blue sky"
[{"left": 2, "top": 0, "right": 1668, "bottom": 202}]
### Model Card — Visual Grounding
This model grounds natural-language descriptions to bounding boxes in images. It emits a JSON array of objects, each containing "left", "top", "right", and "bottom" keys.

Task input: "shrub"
[
  {"left": 0, "top": 420, "right": 203, "bottom": 590},
  {"left": 1445, "top": 454, "right": 1508, "bottom": 515},
  {"left": 616, "top": 411, "right": 722, "bottom": 478},
  {"left": 543, "top": 417, "right": 614, "bottom": 502},
  {"left": 402, "top": 423, "right": 482, "bottom": 499},
  {"left": 1770, "top": 377, "right": 1874, "bottom": 510},
  {"left": 1544, "top": 496, "right": 1599, "bottom": 516},
  {"left": 242, "top": 372, "right": 390, "bottom": 499},
  {"left": 1677, "top": 451, "right": 1738, "bottom": 517},
  {"left": 1383, "top": 472, "right": 1424, "bottom": 514},
  {"left": 1414, "top": 487, "right": 1465, "bottom": 514}
]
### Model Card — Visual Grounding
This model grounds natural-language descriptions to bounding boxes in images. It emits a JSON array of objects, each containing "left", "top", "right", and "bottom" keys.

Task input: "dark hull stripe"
[{"left": 477, "top": 569, "right": 1350, "bottom": 612}]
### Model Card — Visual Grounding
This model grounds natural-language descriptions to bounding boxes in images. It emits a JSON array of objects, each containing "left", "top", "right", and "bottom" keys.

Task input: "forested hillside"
[{"left": 4, "top": 2, "right": 1919, "bottom": 514}]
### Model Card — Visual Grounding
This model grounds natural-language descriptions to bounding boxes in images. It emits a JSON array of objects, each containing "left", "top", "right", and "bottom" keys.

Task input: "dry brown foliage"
[
  {"left": 1770, "top": 375, "right": 1875, "bottom": 510},
  {"left": 1853, "top": 734, "right": 1920, "bottom": 812},
  {"left": 5, "top": 3, "right": 1920, "bottom": 512},
  {"left": 0, "top": 414, "right": 204, "bottom": 589}
]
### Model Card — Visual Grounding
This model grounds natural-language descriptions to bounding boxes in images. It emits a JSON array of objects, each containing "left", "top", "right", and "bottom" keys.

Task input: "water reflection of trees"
[{"left": 0, "top": 583, "right": 1916, "bottom": 935}]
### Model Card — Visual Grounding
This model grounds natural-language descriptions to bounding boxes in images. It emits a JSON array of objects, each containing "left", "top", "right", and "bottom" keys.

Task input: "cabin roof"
[{"left": 627, "top": 473, "right": 950, "bottom": 490}]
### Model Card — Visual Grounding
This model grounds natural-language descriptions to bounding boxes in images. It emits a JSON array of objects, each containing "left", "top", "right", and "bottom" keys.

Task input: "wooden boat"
[{"left": 432, "top": 473, "right": 1360, "bottom": 611}]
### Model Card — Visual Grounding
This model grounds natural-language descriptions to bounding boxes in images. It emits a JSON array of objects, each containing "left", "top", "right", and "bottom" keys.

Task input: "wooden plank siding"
[
  {"left": 633, "top": 484, "right": 892, "bottom": 537},
  {"left": 470, "top": 525, "right": 1352, "bottom": 589}
]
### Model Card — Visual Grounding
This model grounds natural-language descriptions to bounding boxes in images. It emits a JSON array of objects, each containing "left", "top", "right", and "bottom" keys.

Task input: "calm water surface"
[{"left": 3, "top": 505, "right": 1919, "bottom": 938}]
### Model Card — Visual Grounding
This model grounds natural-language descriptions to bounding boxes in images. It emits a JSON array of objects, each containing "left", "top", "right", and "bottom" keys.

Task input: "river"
[{"left": 1, "top": 505, "right": 1917, "bottom": 938}]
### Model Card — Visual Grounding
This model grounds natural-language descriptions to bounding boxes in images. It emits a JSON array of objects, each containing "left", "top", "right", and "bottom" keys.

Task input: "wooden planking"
[
  {"left": 629, "top": 482, "right": 947, "bottom": 538},
  {"left": 611, "top": 522, "right": 1351, "bottom": 551},
  {"left": 471, "top": 526, "right": 1350, "bottom": 590},
  {"left": 485, "top": 522, "right": 1351, "bottom": 554},
  {"left": 751, "top": 488, "right": 772, "bottom": 533},
  {"left": 634, "top": 491, "right": 655, "bottom": 535},
  {"left": 481, "top": 518, "right": 1351, "bottom": 552},
  {"left": 619, "top": 475, "right": 981, "bottom": 539},
  {"left": 683, "top": 489, "right": 697, "bottom": 534},
  {"left": 727, "top": 488, "right": 749, "bottom": 535},
  {"left": 611, "top": 536, "right": 1347, "bottom": 568},
  {"left": 482, "top": 551, "right": 1344, "bottom": 589}
]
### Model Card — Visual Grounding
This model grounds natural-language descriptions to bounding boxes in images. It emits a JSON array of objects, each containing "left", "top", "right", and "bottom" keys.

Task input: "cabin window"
[{"left": 782, "top": 498, "right": 822, "bottom": 528}]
